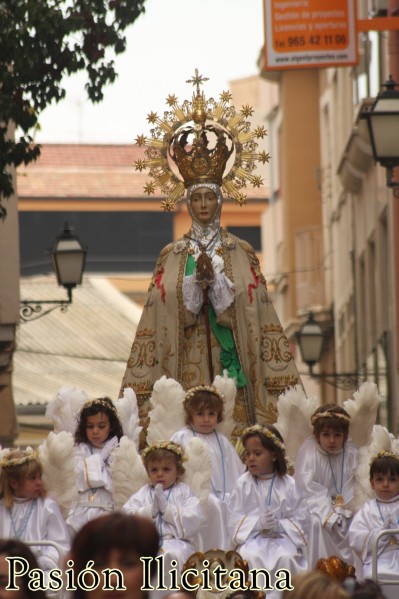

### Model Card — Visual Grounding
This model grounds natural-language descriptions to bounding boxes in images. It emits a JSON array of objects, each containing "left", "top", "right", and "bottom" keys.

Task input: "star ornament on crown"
[{"left": 134, "top": 69, "right": 270, "bottom": 211}]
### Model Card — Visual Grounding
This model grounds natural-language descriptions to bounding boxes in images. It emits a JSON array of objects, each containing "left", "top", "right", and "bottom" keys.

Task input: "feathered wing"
[
  {"left": 275, "top": 385, "right": 318, "bottom": 466},
  {"left": 213, "top": 370, "right": 237, "bottom": 439},
  {"left": 146, "top": 375, "right": 186, "bottom": 445},
  {"left": 344, "top": 381, "right": 381, "bottom": 449},
  {"left": 182, "top": 437, "right": 212, "bottom": 515},
  {"left": 38, "top": 431, "right": 78, "bottom": 518},
  {"left": 111, "top": 436, "right": 148, "bottom": 509},
  {"left": 352, "top": 424, "right": 393, "bottom": 511},
  {"left": 115, "top": 388, "right": 142, "bottom": 449},
  {"left": 45, "top": 386, "right": 88, "bottom": 434}
]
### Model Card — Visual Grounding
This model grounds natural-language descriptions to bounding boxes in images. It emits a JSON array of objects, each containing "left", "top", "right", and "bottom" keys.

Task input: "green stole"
[{"left": 186, "top": 254, "right": 247, "bottom": 387}]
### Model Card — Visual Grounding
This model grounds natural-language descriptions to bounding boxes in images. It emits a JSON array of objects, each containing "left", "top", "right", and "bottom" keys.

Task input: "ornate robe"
[{"left": 120, "top": 229, "right": 300, "bottom": 436}]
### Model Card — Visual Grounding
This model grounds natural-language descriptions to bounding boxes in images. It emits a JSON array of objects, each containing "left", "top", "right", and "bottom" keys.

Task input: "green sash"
[{"left": 186, "top": 255, "right": 247, "bottom": 387}]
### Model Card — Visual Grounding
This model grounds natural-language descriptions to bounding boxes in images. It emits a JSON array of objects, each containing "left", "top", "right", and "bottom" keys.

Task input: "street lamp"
[
  {"left": 20, "top": 223, "right": 87, "bottom": 322},
  {"left": 296, "top": 312, "right": 324, "bottom": 377},
  {"left": 362, "top": 76, "right": 399, "bottom": 189},
  {"left": 296, "top": 312, "right": 359, "bottom": 390}
]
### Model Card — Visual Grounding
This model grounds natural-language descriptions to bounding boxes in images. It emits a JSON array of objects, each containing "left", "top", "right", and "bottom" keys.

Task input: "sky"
[{"left": 35, "top": 0, "right": 265, "bottom": 144}]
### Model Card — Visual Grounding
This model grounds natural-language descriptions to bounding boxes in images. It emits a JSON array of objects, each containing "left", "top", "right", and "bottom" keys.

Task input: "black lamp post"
[
  {"left": 296, "top": 312, "right": 324, "bottom": 377},
  {"left": 363, "top": 76, "right": 399, "bottom": 189},
  {"left": 296, "top": 312, "right": 359, "bottom": 390},
  {"left": 20, "top": 223, "right": 87, "bottom": 322}
]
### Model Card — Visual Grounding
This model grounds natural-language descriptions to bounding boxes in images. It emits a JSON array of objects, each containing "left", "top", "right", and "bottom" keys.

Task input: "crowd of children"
[{"left": 0, "top": 381, "right": 398, "bottom": 598}]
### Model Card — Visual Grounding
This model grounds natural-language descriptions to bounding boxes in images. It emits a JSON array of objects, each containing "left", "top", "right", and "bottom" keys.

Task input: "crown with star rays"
[{"left": 134, "top": 69, "right": 270, "bottom": 211}]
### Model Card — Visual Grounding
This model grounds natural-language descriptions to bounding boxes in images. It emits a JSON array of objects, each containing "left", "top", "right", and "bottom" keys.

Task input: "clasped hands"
[
  {"left": 100, "top": 436, "right": 119, "bottom": 462},
  {"left": 260, "top": 509, "right": 280, "bottom": 533},
  {"left": 151, "top": 483, "right": 168, "bottom": 518}
]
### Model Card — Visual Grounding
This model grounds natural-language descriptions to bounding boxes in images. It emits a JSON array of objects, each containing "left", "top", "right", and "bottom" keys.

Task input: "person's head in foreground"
[
  {"left": 70, "top": 512, "right": 159, "bottom": 599},
  {"left": 282, "top": 571, "right": 351, "bottom": 599},
  {"left": 0, "top": 538, "right": 47, "bottom": 599}
]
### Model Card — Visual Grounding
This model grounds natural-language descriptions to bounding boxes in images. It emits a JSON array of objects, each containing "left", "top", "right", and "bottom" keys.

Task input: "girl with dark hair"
[
  {"left": 70, "top": 512, "right": 160, "bottom": 599},
  {"left": 227, "top": 425, "right": 309, "bottom": 598},
  {"left": 0, "top": 538, "right": 47, "bottom": 599},
  {"left": 67, "top": 397, "right": 124, "bottom": 534}
]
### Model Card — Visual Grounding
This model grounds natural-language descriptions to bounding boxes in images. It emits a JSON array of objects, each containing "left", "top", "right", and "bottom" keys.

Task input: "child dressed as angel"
[
  {"left": 171, "top": 384, "right": 244, "bottom": 550},
  {"left": 294, "top": 404, "right": 357, "bottom": 566},
  {"left": 349, "top": 449, "right": 399, "bottom": 599},
  {"left": 40, "top": 386, "right": 142, "bottom": 536},
  {"left": 123, "top": 441, "right": 204, "bottom": 575},
  {"left": 227, "top": 425, "right": 309, "bottom": 598}
]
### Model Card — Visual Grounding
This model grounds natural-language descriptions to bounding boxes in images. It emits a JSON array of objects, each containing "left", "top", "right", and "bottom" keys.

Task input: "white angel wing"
[
  {"left": 344, "top": 381, "right": 381, "bottom": 448},
  {"left": 146, "top": 376, "right": 186, "bottom": 445},
  {"left": 110, "top": 435, "right": 148, "bottom": 509},
  {"left": 275, "top": 385, "right": 318, "bottom": 466},
  {"left": 45, "top": 386, "right": 88, "bottom": 434},
  {"left": 38, "top": 431, "right": 78, "bottom": 518},
  {"left": 115, "top": 388, "right": 142, "bottom": 449},
  {"left": 182, "top": 437, "right": 212, "bottom": 515},
  {"left": 213, "top": 370, "right": 237, "bottom": 439},
  {"left": 352, "top": 424, "right": 392, "bottom": 511}
]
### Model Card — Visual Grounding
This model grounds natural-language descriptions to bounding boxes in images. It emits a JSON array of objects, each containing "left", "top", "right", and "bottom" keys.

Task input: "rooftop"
[
  {"left": 15, "top": 276, "right": 142, "bottom": 408},
  {"left": 17, "top": 144, "right": 270, "bottom": 201}
]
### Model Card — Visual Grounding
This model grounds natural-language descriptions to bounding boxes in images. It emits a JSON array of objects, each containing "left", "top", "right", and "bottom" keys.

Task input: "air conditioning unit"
[{"left": 368, "top": 0, "right": 388, "bottom": 17}]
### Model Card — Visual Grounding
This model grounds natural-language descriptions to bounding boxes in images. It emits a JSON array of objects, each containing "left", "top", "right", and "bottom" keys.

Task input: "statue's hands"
[{"left": 195, "top": 252, "right": 215, "bottom": 286}]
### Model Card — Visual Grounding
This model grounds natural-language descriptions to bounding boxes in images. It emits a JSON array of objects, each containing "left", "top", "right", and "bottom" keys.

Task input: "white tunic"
[
  {"left": 294, "top": 436, "right": 357, "bottom": 566},
  {"left": 349, "top": 495, "right": 399, "bottom": 599},
  {"left": 227, "top": 472, "right": 309, "bottom": 598},
  {"left": 66, "top": 442, "right": 115, "bottom": 534},
  {"left": 123, "top": 482, "right": 204, "bottom": 574},
  {"left": 171, "top": 426, "right": 245, "bottom": 551},
  {"left": 0, "top": 496, "right": 70, "bottom": 574}
]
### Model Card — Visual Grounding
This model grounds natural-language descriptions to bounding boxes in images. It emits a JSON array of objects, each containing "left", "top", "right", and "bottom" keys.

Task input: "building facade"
[{"left": 259, "top": 0, "right": 399, "bottom": 431}]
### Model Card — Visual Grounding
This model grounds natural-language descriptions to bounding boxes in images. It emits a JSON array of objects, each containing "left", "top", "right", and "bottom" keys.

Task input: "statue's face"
[{"left": 190, "top": 186, "right": 218, "bottom": 225}]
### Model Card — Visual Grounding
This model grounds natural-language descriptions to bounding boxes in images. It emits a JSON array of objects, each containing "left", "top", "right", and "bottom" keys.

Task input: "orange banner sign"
[{"left": 263, "top": 0, "right": 358, "bottom": 70}]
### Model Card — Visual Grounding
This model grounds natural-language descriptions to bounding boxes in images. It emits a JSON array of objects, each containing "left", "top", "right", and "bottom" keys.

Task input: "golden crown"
[
  {"left": 134, "top": 69, "right": 269, "bottom": 211},
  {"left": 170, "top": 123, "right": 233, "bottom": 187},
  {"left": 242, "top": 424, "right": 285, "bottom": 452},
  {"left": 0, "top": 447, "right": 39, "bottom": 469}
]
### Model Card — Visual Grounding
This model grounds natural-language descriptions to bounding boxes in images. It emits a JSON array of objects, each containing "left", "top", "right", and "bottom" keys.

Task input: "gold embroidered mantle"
[{"left": 120, "top": 229, "right": 300, "bottom": 434}]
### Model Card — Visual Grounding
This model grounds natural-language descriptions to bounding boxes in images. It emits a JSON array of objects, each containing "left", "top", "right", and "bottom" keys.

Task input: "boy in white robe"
[
  {"left": 171, "top": 385, "right": 244, "bottom": 550},
  {"left": 123, "top": 441, "right": 204, "bottom": 577},
  {"left": 294, "top": 404, "right": 357, "bottom": 567},
  {"left": 349, "top": 450, "right": 399, "bottom": 599}
]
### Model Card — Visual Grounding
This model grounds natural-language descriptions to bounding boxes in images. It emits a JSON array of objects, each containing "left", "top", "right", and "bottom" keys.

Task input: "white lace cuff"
[
  {"left": 183, "top": 274, "right": 203, "bottom": 314},
  {"left": 209, "top": 273, "right": 234, "bottom": 315}
]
